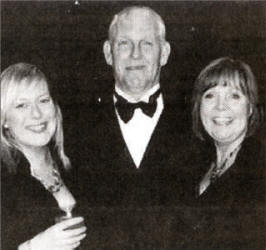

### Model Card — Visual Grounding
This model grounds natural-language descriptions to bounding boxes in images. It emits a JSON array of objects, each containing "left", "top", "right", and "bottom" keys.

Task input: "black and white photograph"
[{"left": 1, "top": 1, "right": 266, "bottom": 249}]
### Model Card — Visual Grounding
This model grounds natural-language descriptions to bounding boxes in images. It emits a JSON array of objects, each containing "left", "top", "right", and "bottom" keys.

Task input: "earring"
[
  {"left": 248, "top": 106, "right": 253, "bottom": 117},
  {"left": 3, "top": 124, "right": 9, "bottom": 129}
]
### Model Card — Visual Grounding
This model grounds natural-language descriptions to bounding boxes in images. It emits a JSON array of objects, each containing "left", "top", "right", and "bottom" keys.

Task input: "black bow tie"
[{"left": 114, "top": 89, "right": 161, "bottom": 123}]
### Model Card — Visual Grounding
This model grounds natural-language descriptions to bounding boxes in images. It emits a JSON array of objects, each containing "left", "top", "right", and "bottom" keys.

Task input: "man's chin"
[
  {"left": 120, "top": 80, "right": 147, "bottom": 92},
  {"left": 127, "top": 78, "right": 146, "bottom": 89},
  {"left": 116, "top": 78, "right": 154, "bottom": 96}
]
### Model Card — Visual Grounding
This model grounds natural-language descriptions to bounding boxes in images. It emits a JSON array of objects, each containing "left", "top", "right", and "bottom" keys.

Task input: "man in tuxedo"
[
  {"left": 70, "top": 6, "right": 194, "bottom": 249},
  {"left": 73, "top": 6, "right": 191, "bottom": 207},
  {"left": 102, "top": 6, "right": 171, "bottom": 169}
]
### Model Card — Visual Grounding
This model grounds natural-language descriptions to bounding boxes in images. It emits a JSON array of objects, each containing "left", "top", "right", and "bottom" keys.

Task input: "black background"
[
  {"left": 2, "top": 0, "right": 266, "bottom": 140},
  {"left": 2, "top": 2, "right": 266, "bottom": 248}
]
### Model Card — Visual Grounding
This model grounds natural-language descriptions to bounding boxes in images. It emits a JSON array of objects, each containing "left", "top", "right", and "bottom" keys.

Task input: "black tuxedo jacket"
[
  {"left": 68, "top": 89, "right": 191, "bottom": 207},
  {"left": 65, "top": 90, "right": 200, "bottom": 249}
]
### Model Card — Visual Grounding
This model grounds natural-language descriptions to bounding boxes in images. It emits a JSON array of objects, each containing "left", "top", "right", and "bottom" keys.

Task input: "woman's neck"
[
  {"left": 20, "top": 146, "right": 52, "bottom": 170},
  {"left": 215, "top": 132, "right": 246, "bottom": 165}
]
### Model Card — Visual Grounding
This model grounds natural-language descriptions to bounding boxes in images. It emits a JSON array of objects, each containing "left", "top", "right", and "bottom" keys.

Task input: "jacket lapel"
[
  {"left": 99, "top": 92, "right": 184, "bottom": 171},
  {"left": 139, "top": 98, "right": 181, "bottom": 170},
  {"left": 100, "top": 98, "right": 136, "bottom": 171}
]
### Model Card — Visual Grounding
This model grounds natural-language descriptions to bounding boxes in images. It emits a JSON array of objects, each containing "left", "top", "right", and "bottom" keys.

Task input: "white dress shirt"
[{"left": 114, "top": 84, "right": 164, "bottom": 168}]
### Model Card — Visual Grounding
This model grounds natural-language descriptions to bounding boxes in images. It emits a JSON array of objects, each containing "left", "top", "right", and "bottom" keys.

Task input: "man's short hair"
[{"left": 108, "top": 6, "right": 166, "bottom": 42}]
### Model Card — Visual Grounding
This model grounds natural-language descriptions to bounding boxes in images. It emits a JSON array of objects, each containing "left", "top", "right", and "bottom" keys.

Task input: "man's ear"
[
  {"left": 160, "top": 41, "right": 171, "bottom": 66},
  {"left": 103, "top": 40, "right": 113, "bottom": 66}
]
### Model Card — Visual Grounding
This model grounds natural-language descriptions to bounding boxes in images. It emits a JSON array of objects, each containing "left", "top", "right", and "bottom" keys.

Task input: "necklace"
[
  {"left": 210, "top": 144, "right": 241, "bottom": 184},
  {"left": 30, "top": 162, "right": 64, "bottom": 193}
]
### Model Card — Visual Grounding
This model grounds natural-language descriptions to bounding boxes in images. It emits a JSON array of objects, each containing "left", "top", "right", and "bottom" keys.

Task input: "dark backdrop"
[{"left": 2, "top": 0, "right": 266, "bottom": 142}]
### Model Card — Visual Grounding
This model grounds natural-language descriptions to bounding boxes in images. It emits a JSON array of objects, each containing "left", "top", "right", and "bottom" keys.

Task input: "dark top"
[
  {"left": 186, "top": 136, "right": 266, "bottom": 250},
  {"left": 1, "top": 157, "right": 75, "bottom": 250}
]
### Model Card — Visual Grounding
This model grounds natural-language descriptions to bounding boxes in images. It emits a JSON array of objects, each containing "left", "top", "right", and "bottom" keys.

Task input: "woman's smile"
[
  {"left": 212, "top": 117, "right": 233, "bottom": 126},
  {"left": 26, "top": 122, "right": 47, "bottom": 133}
]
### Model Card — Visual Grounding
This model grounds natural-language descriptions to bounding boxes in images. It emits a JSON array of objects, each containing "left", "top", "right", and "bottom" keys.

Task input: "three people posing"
[{"left": 1, "top": 5, "right": 265, "bottom": 250}]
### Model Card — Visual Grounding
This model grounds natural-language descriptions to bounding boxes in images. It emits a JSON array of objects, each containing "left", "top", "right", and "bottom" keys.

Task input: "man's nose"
[
  {"left": 131, "top": 43, "right": 142, "bottom": 59},
  {"left": 215, "top": 95, "right": 227, "bottom": 111},
  {"left": 31, "top": 104, "right": 42, "bottom": 119}
]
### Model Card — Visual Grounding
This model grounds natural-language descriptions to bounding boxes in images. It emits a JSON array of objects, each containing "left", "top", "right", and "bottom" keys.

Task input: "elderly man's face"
[{"left": 104, "top": 10, "right": 170, "bottom": 99}]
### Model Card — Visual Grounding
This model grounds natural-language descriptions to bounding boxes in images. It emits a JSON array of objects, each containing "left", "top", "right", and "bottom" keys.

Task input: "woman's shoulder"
[
  {"left": 240, "top": 136, "right": 265, "bottom": 167},
  {"left": 235, "top": 136, "right": 266, "bottom": 202},
  {"left": 182, "top": 135, "right": 215, "bottom": 175},
  {"left": 1, "top": 161, "right": 18, "bottom": 186}
]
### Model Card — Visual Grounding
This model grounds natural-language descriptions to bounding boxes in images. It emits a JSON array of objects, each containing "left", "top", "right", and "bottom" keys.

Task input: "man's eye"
[
  {"left": 142, "top": 41, "right": 153, "bottom": 46},
  {"left": 15, "top": 103, "right": 28, "bottom": 109},
  {"left": 118, "top": 41, "right": 129, "bottom": 46}
]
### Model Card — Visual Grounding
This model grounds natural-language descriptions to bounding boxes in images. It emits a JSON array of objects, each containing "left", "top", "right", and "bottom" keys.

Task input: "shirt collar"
[{"left": 114, "top": 84, "right": 160, "bottom": 103}]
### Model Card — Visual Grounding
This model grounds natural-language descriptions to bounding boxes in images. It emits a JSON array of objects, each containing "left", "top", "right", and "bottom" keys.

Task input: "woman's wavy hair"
[
  {"left": 1, "top": 62, "right": 70, "bottom": 172},
  {"left": 192, "top": 57, "right": 260, "bottom": 141}
]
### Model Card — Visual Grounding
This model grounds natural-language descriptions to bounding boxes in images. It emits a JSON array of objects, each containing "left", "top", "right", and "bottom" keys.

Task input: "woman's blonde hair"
[{"left": 1, "top": 62, "right": 70, "bottom": 172}]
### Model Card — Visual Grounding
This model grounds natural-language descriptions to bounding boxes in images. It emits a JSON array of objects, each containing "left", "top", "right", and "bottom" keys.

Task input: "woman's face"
[
  {"left": 200, "top": 83, "right": 250, "bottom": 146},
  {"left": 5, "top": 80, "right": 57, "bottom": 149}
]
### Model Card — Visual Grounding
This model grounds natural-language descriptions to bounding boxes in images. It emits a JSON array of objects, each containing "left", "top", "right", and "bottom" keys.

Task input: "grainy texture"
[{"left": 2, "top": 1, "right": 266, "bottom": 249}]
